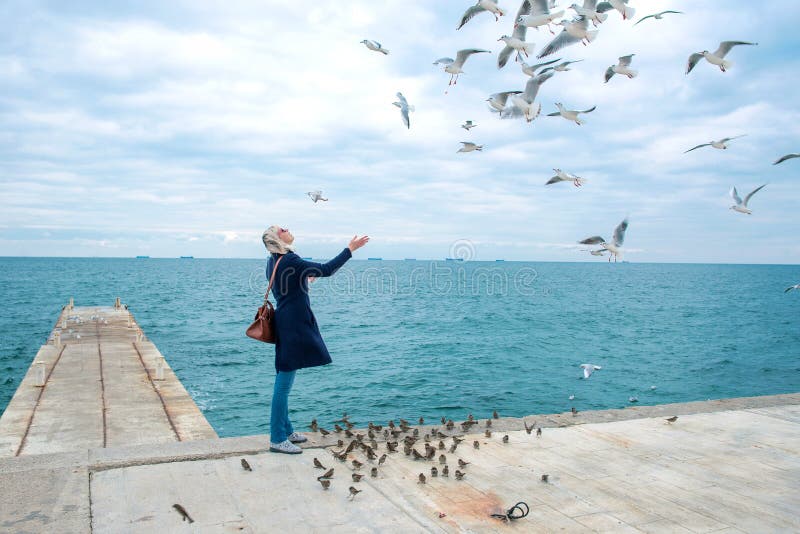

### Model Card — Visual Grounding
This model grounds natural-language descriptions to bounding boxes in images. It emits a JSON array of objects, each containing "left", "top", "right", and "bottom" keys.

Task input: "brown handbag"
[{"left": 246, "top": 256, "right": 283, "bottom": 343}]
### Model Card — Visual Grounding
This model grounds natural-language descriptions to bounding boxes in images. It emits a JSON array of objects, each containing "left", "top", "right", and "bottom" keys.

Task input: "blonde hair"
[{"left": 262, "top": 225, "right": 295, "bottom": 255}]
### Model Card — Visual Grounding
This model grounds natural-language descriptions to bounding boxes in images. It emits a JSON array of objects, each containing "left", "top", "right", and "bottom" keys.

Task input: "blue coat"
[{"left": 266, "top": 248, "right": 352, "bottom": 372}]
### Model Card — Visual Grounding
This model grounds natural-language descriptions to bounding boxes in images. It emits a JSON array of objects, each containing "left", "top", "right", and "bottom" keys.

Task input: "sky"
[{"left": 1, "top": 0, "right": 799, "bottom": 263}]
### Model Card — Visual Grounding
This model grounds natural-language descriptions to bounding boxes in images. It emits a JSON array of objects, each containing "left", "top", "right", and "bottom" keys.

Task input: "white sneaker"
[
  {"left": 269, "top": 440, "right": 302, "bottom": 454},
  {"left": 288, "top": 432, "right": 308, "bottom": 443}
]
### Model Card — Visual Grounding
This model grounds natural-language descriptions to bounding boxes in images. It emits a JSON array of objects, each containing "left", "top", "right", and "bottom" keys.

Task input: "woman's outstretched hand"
[{"left": 348, "top": 235, "right": 370, "bottom": 253}]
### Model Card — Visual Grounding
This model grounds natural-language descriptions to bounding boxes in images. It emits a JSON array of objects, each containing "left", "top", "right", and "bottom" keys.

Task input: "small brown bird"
[
  {"left": 467, "top": 414, "right": 475, "bottom": 422},
  {"left": 173, "top": 504, "right": 194, "bottom": 523},
  {"left": 435, "top": 430, "right": 447, "bottom": 439},
  {"left": 368, "top": 429, "right": 375, "bottom": 439},
  {"left": 388, "top": 420, "right": 395, "bottom": 429},
  {"left": 345, "top": 429, "right": 354, "bottom": 438},
  {"left": 370, "top": 467, "right": 378, "bottom": 478},
  {"left": 485, "top": 419, "right": 492, "bottom": 428},
  {"left": 452, "top": 436, "right": 464, "bottom": 444},
  {"left": 666, "top": 416, "right": 678, "bottom": 424},
  {"left": 441, "top": 416, "right": 447, "bottom": 424},
  {"left": 571, "top": 407, "right": 578, "bottom": 416},
  {"left": 524, "top": 420, "right": 533, "bottom": 434},
  {"left": 337, "top": 439, "right": 344, "bottom": 448},
  {"left": 502, "top": 435, "right": 509, "bottom": 443},
  {"left": 345, "top": 421, "right": 355, "bottom": 430},
  {"left": 425, "top": 448, "right": 436, "bottom": 460},
  {"left": 418, "top": 473, "right": 426, "bottom": 484},
  {"left": 319, "top": 479, "right": 331, "bottom": 490},
  {"left": 536, "top": 427, "right": 542, "bottom": 437},
  {"left": 332, "top": 450, "right": 347, "bottom": 462},
  {"left": 412, "top": 449, "right": 424, "bottom": 460},
  {"left": 412, "top": 428, "right": 419, "bottom": 437},
  {"left": 346, "top": 440, "right": 357, "bottom": 453},
  {"left": 240, "top": 458, "right": 252, "bottom": 471},
  {"left": 352, "top": 473, "right": 364, "bottom": 482},
  {"left": 431, "top": 466, "right": 438, "bottom": 477},
  {"left": 319, "top": 428, "right": 330, "bottom": 436},
  {"left": 423, "top": 434, "right": 431, "bottom": 443},
  {"left": 485, "top": 429, "right": 492, "bottom": 438},
  {"left": 419, "top": 417, "right": 425, "bottom": 425},
  {"left": 348, "top": 486, "right": 362, "bottom": 499},
  {"left": 473, "top": 440, "right": 480, "bottom": 449},
  {"left": 387, "top": 441, "right": 398, "bottom": 453},
  {"left": 449, "top": 443, "right": 458, "bottom": 454},
  {"left": 313, "top": 458, "right": 326, "bottom": 469},
  {"left": 541, "top": 474, "right": 549, "bottom": 483},
  {"left": 438, "top": 440, "right": 446, "bottom": 450},
  {"left": 317, "top": 468, "right": 334, "bottom": 480},
  {"left": 439, "top": 454, "right": 447, "bottom": 464},
  {"left": 446, "top": 420, "right": 455, "bottom": 430},
  {"left": 399, "top": 418, "right": 409, "bottom": 426},
  {"left": 366, "top": 447, "right": 377, "bottom": 461},
  {"left": 310, "top": 418, "right": 318, "bottom": 431},
  {"left": 442, "top": 464, "right": 450, "bottom": 477},
  {"left": 493, "top": 410, "right": 499, "bottom": 419},
  {"left": 458, "top": 459, "right": 470, "bottom": 468},
  {"left": 378, "top": 454, "right": 387, "bottom": 466},
  {"left": 455, "top": 470, "right": 465, "bottom": 480},
  {"left": 334, "top": 424, "right": 344, "bottom": 433},
  {"left": 352, "top": 459, "right": 363, "bottom": 469}
]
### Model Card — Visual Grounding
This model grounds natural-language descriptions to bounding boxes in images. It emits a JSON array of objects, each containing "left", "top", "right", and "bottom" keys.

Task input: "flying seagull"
[
  {"left": 605, "top": 54, "right": 637, "bottom": 82},
  {"left": 486, "top": 90, "right": 523, "bottom": 115},
  {"left": 434, "top": 49, "right": 491, "bottom": 86},
  {"left": 461, "top": 120, "right": 478, "bottom": 130},
  {"left": 392, "top": 92, "right": 414, "bottom": 129},
  {"left": 458, "top": 0, "right": 506, "bottom": 29},
  {"left": 515, "top": 0, "right": 564, "bottom": 34},
  {"left": 520, "top": 58, "right": 560, "bottom": 76},
  {"left": 579, "top": 217, "right": 629, "bottom": 262},
  {"left": 597, "top": 0, "right": 635, "bottom": 20},
  {"left": 686, "top": 41, "right": 757, "bottom": 74},
  {"left": 502, "top": 71, "right": 554, "bottom": 122},
  {"left": 307, "top": 190, "right": 328, "bottom": 203},
  {"left": 547, "top": 102, "right": 596, "bottom": 125},
  {"left": 580, "top": 363, "right": 602, "bottom": 378},
  {"left": 540, "top": 59, "right": 584, "bottom": 73},
  {"left": 774, "top": 153, "right": 800, "bottom": 165},
  {"left": 546, "top": 168, "right": 585, "bottom": 187},
  {"left": 538, "top": 16, "right": 598, "bottom": 58},
  {"left": 498, "top": 2, "right": 537, "bottom": 68},
  {"left": 569, "top": 1, "right": 610, "bottom": 25},
  {"left": 684, "top": 135, "right": 746, "bottom": 153},
  {"left": 458, "top": 142, "right": 483, "bottom": 153},
  {"left": 785, "top": 284, "right": 800, "bottom": 293},
  {"left": 729, "top": 184, "right": 767, "bottom": 215},
  {"left": 360, "top": 39, "right": 389, "bottom": 55},
  {"left": 634, "top": 10, "right": 683, "bottom": 26}
]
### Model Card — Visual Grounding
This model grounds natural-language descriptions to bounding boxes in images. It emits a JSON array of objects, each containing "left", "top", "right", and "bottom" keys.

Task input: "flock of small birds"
[{"left": 353, "top": 0, "right": 799, "bottom": 268}]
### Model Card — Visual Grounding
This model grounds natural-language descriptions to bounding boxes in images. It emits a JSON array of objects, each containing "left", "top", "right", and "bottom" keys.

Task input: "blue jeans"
[{"left": 270, "top": 370, "right": 296, "bottom": 443}]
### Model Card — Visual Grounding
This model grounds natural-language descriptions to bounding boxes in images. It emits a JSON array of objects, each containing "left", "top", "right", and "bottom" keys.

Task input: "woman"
[{"left": 261, "top": 226, "right": 369, "bottom": 454}]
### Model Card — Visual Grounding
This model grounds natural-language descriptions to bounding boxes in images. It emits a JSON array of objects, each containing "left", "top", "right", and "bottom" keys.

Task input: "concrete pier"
[{"left": 1, "top": 302, "right": 799, "bottom": 533}]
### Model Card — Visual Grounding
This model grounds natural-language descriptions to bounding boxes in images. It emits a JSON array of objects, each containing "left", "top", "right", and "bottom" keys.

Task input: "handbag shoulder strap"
[{"left": 265, "top": 255, "right": 283, "bottom": 302}]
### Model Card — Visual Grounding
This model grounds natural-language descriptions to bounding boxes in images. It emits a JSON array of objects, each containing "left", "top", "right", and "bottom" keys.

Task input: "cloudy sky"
[{"left": 1, "top": 0, "right": 799, "bottom": 262}]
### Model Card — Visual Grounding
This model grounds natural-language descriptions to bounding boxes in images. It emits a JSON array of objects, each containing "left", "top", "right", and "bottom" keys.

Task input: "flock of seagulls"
[{"left": 353, "top": 1, "right": 796, "bottom": 276}]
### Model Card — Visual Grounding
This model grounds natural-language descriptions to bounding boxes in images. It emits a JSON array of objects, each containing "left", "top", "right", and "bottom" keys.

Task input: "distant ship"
[
  {"left": 403, "top": 258, "right": 416, "bottom": 261},
  {"left": 179, "top": 256, "right": 194, "bottom": 259},
  {"left": 495, "top": 259, "right": 505, "bottom": 262},
  {"left": 445, "top": 257, "right": 464, "bottom": 262},
  {"left": 367, "top": 257, "right": 383, "bottom": 261},
  {"left": 135, "top": 255, "right": 150, "bottom": 259}
]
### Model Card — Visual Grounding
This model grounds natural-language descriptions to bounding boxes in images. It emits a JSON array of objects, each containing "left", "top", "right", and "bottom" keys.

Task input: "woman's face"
[{"left": 277, "top": 227, "right": 294, "bottom": 245}]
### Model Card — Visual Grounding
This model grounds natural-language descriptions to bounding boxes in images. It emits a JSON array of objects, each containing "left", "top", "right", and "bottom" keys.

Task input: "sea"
[{"left": 1, "top": 257, "right": 799, "bottom": 438}]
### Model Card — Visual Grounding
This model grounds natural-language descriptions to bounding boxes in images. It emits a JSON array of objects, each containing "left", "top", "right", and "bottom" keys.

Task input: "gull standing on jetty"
[
  {"left": 685, "top": 135, "right": 746, "bottom": 153},
  {"left": 538, "top": 16, "right": 598, "bottom": 58},
  {"left": 458, "top": 0, "right": 506, "bottom": 29},
  {"left": 579, "top": 217, "right": 629, "bottom": 262},
  {"left": 547, "top": 102, "right": 596, "bottom": 125},
  {"left": 605, "top": 54, "right": 637, "bottom": 82},
  {"left": 360, "top": 39, "right": 389, "bottom": 55},
  {"left": 433, "top": 49, "right": 491, "bottom": 86},
  {"left": 515, "top": 0, "right": 565, "bottom": 34},
  {"left": 774, "top": 153, "right": 800, "bottom": 165},
  {"left": 546, "top": 168, "right": 585, "bottom": 187},
  {"left": 634, "top": 10, "right": 683, "bottom": 26},
  {"left": 729, "top": 184, "right": 767, "bottom": 215},
  {"left": 392, "top": 92, "right": 414, "bottom": 129},
  {"left": 503, "top": 71, "right": 554, "bottom": 122},
  {"left": 458, "top": 142, "right": 483, "bottom": 153},
  {"left": 686, "top": 41, "right": 757, "bottom": 74}
]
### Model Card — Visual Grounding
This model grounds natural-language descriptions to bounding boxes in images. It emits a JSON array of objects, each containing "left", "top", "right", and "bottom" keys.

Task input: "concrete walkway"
[{"left": 1, "top": 395, "right": 799, "bottom": 533}]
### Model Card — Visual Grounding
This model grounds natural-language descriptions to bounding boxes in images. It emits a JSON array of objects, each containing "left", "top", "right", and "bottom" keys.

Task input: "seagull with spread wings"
[
  {"left": 634, "top": 10, "right": 683, "bottom": 26},
  {"left": 486, "top": 90, "right": 523, "bottom": 115},
  {"left": 515, "top": 0, "right": 564, "bottom": 33},
  {"left": 774, "top": 153, "right": 800, "bottom": 165},
  {"left": 392, "top": 92, "right": 414, "bottom": 129},
  {"left": 604, "top": 54, "right": 637, "bottom": 82},
  {"left": 498, "top": 1, "right": 537, "bottom": 68},
  {"left": 569, "top": 1, "right": 610, "bottom": 25},
  {"left": 684, "top": 135, "right": 746, "bottom": 153},
  {"left": 434, "top": 49, "right": 491, "bottom": 86},
  {"left": 538, "top": 16, "right": 598, "bottom": 58},
  {"left": 458, "top": 0, "right": 506, "bottom": 29},
  {"left": 730, "top": 184, "right": 767, "bottom": 215},
  {"left": 579, "top": 218, "right": 629, "bottom": 262},
  {"left": 360, "top": 39, "right": 389, "bottom": 55},
  {"left": 502, "top": 71, "right": 554, "bottom": 122},
  {"left": 597, "top": 0, "right": 635, "bottom": 20},
  {"left": 686, "top": 41, "right": 757, "bottom": 74},
  {"left": 546, "top": 168, "right": 585, "bottom": 187},
  {"left": 547, "top": 103, "right": 596, "bottom": 125}
]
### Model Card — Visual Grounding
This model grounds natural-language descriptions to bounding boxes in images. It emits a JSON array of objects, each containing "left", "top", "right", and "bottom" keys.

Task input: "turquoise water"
[{"left": 1, "top": 257, "right": 799, "bottom": 438}]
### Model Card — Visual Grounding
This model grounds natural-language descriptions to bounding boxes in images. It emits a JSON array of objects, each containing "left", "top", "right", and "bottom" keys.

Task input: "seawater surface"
[{"left": 1, "top": 257, "right": 799, "bottom": 437}]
